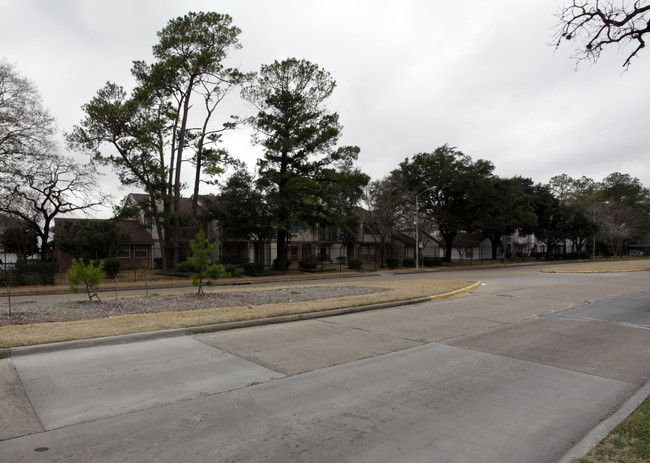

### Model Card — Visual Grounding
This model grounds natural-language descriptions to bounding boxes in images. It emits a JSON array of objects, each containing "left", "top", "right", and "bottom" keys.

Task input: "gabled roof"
[
  {"left": 115, "top": 220, "right": 155, "bottom": 244},
  {"left": 451, "top": 232, "right": 488, "bottom": 247},
  {"left": 54, "top": 218, "right": 154, "bottom": 244},
  {"left": 391, "top": 229, "right": 416, "bottom": 246},
  {"left": 127, "top": 193, "right": 205, "bottom": 216}
]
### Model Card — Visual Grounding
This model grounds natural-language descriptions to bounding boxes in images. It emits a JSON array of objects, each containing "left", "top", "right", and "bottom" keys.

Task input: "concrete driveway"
[{"left": 1, "top": 265, "right": 649, "bottom": 462}]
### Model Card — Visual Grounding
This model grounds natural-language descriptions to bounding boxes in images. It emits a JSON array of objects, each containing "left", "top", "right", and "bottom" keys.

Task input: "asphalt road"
[{"left": 1, "top": 265, "right": 649, "bottom": 462}]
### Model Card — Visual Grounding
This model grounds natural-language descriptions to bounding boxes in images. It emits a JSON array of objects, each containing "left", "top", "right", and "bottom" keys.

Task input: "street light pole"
[
  {"left": 416, "top": 195, "right": 419, "bottom": 272},
  {"left": 592, "top": 205, "right": 596, "bottom": 259}
]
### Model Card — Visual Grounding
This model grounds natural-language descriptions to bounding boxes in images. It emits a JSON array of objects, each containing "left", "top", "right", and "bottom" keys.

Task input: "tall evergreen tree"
[
  {"left": 242, "top": 58, "right": 366, "bottom": 268},
  {"left": 70, "top": 12, "right": 248, "bottom": 269}
]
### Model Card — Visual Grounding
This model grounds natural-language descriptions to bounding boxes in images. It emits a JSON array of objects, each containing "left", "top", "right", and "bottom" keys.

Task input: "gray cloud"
[{"left": 2, "top": 0, "right": 648, "bottom": 217}]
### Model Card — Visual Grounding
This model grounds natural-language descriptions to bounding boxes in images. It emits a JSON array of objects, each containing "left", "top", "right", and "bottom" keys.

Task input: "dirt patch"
[{"left": 0, "top": 286, "right": 383, "bottom": 326}]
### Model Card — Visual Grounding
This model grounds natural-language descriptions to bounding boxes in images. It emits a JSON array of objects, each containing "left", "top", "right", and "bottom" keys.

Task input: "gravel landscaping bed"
[{"left": 0, "top": 286, "right": 384, "bottom": 326}]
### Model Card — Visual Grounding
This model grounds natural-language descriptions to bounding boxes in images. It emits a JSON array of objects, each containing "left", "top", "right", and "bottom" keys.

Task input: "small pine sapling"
[
  {"left": 66, "top": 259, "right": 106, "bottom": 301},
  {"left": 186, "top": 230, "right": 229, "bottom": 296}
]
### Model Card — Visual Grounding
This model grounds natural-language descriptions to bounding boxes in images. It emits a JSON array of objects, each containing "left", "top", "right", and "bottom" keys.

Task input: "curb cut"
[
  {"left": 556, "top": 377, "right": 650, "bottom": 463},
  {"left": 0, "top": 281, "right": 481, "bottom": 358}
]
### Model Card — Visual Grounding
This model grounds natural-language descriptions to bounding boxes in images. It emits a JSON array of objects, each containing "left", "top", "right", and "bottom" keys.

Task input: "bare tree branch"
[
  {"left": 554, "top": 0, "right": 650, "bottom": 68},
  {"left": 0, "top": 152, "right": 110, "bottom": 258}
]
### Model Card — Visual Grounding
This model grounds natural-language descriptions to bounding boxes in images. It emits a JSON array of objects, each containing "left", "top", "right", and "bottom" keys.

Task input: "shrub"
[
  {"left": 242, "top": 262, "right": 266, "bottom": 276},
  {"left": 347, "top": 258, "right": 363, "bottom": 270},
  {"left": 402, "top": 257, "right": 415, "bottom": 268},
  {"left": 273, "top": 259, "right": 291, "bottom": 271},
  {"left": 422, "top": 256, "right": 442, "bottom": 267},
  {"left": 66, "top": 259, "right": 106, "bottom": 301},
  {"left": 385, "top": 257, "right": 400, "bottom": 269},
  {"left": 224, "top": 264, "right": 236, "bottom": 275},
  {"left": 100, "top": 258, "right": 121, "bottom": 278},
  {"left": 565, "top": 250, "right": 591, "bottom": 260},
  {"left": 299, "top": 257, "right": 318, "bottom": 270},
  {"left": 13, "top": 260, "right": 56, "bottom": 286},
  {"left": 176, "top": 260, "right": 198, "bottom": 273}
]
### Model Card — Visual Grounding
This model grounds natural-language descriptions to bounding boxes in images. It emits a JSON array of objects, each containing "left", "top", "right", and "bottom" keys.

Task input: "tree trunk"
[
  {"left": 378, "top": 236, "right": 386, "bottom": 268},
  {"left": 440, "top": 229, "right": 457, "bottom": 263},
  {"left": 172, "top": 77, "right": 196, "bottom": 269},
  {"left": 440, "top": 229, "right": 458, "bottom": 263},
  {"left": 487, "top": 234, "right": 501, "bottom": 260},
  {"left": 276, "top": 228, "right": 287, "bottom": 269},
  {"left": 40, "top": 218, "right": 52, "bottom": 261}
]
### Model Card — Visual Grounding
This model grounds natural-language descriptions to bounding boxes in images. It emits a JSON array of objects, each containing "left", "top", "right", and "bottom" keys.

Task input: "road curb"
[
  {"left": 543, "top": 269, "right": 645, "bottom": 274},
  {"left": 0, "top": 281, "right": 481, "bottom": 357},
  {"left": 186, "top": 297, "right": 432, "bottom": 335},
  {"left": 556, "top": 377, "right": 650, "bottom": 463},
  {"left": 6, "top": 328, "right": 188, "bottom": 358}
]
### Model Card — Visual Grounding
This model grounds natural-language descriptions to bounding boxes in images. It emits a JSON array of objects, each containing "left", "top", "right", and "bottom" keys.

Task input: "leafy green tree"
[
  {"left": 69, "top": 12, "right": 249, "bottom": 269},
  {"left": 520, "top": 181, "right": 569, "bottom": 257},
  {"left": 186, "top": 230, "right": 228, "bottom": 295},
  {"left": 596, "top": 172, "right": 650, "bottom": 256},
  {"left": 241, "top": 58, "right": 366, "bottom": 268},
  {"left": 549, "top": 174, "right": 597, "bottom": 207},
  {"left": 66, "top": 258, "right": 106, "bottom": 301},
  {"left": 57, "top": 219, "right": 130, "bottom": 261},
  {"left": 0, "top": 215, "right": 39, "bottom": 259},
  {"left": 563, "top": 204, "right": 597, "bottom": 252},
  {"left": 475, "top": 176, "right": 537, "bottom": 260},
  {"left": 323, "top": 162, "right": 369, "bottom": 260},
  {"left": 398, "top": 145, "right": 495, "bottom": 262},
  {"left": 203, "top": 167, "right": 275, "bottom": 264},
  {"left": 548, "top": 174, "right": 599, "bottom": 252}
]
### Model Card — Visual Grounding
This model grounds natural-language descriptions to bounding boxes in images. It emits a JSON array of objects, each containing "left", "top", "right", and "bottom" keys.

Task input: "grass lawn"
[{"left": 574, "top": 396, "right": 650, "bottom": 463}]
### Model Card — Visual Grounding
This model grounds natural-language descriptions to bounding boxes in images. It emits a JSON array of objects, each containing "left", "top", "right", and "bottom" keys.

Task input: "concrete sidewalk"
[{"left": 0, "top": 341, "right": 641, "bottom": 462}]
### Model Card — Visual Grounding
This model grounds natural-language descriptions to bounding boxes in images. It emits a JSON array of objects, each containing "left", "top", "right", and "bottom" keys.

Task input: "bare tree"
[
  {"left": 0, "top": 152, "right": 109, "bottom": 259},
  {"left": 362, "top": 174, "right": 409, "bottom": 267},
  {"left": 0, "top": 59, "right": 54, "bottom": 173},
  {"left": 555, "top": 1, "right": 650, "bottom": 68}
]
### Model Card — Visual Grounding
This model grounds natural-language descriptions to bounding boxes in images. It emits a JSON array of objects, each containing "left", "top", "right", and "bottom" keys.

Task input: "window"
[
  {"left": 290, "top": 246, "right": 299, "bottom": 261},
  {"left": 134, "top": 245, "right": 148, "bottom": 258},
  {"left": 117, "top": 245, "right": 130, "bottom": 258},
  {"left": 361, "top": 246, "right": 375, "bottom": 261},
  {"left": 319, "top": 225, "right": 334, "bottom": 241}
]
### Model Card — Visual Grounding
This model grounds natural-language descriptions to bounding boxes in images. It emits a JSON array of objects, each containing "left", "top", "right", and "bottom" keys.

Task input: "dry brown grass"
[
  {"left": 0, "top": 279, "right": 477, "bottom": 349},
  {"left": 542, "top": 259, "right": 650, "bottom": 274}
]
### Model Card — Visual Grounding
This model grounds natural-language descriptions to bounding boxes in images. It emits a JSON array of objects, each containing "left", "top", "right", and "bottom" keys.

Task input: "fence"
[{"left": 1, "top": 260, "right": 56, "bottom": 286}]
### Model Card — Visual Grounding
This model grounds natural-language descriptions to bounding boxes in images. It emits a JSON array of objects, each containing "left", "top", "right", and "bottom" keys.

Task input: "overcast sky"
[{"left": 2, "top": 0, "right": 649, "bottom": 217}]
